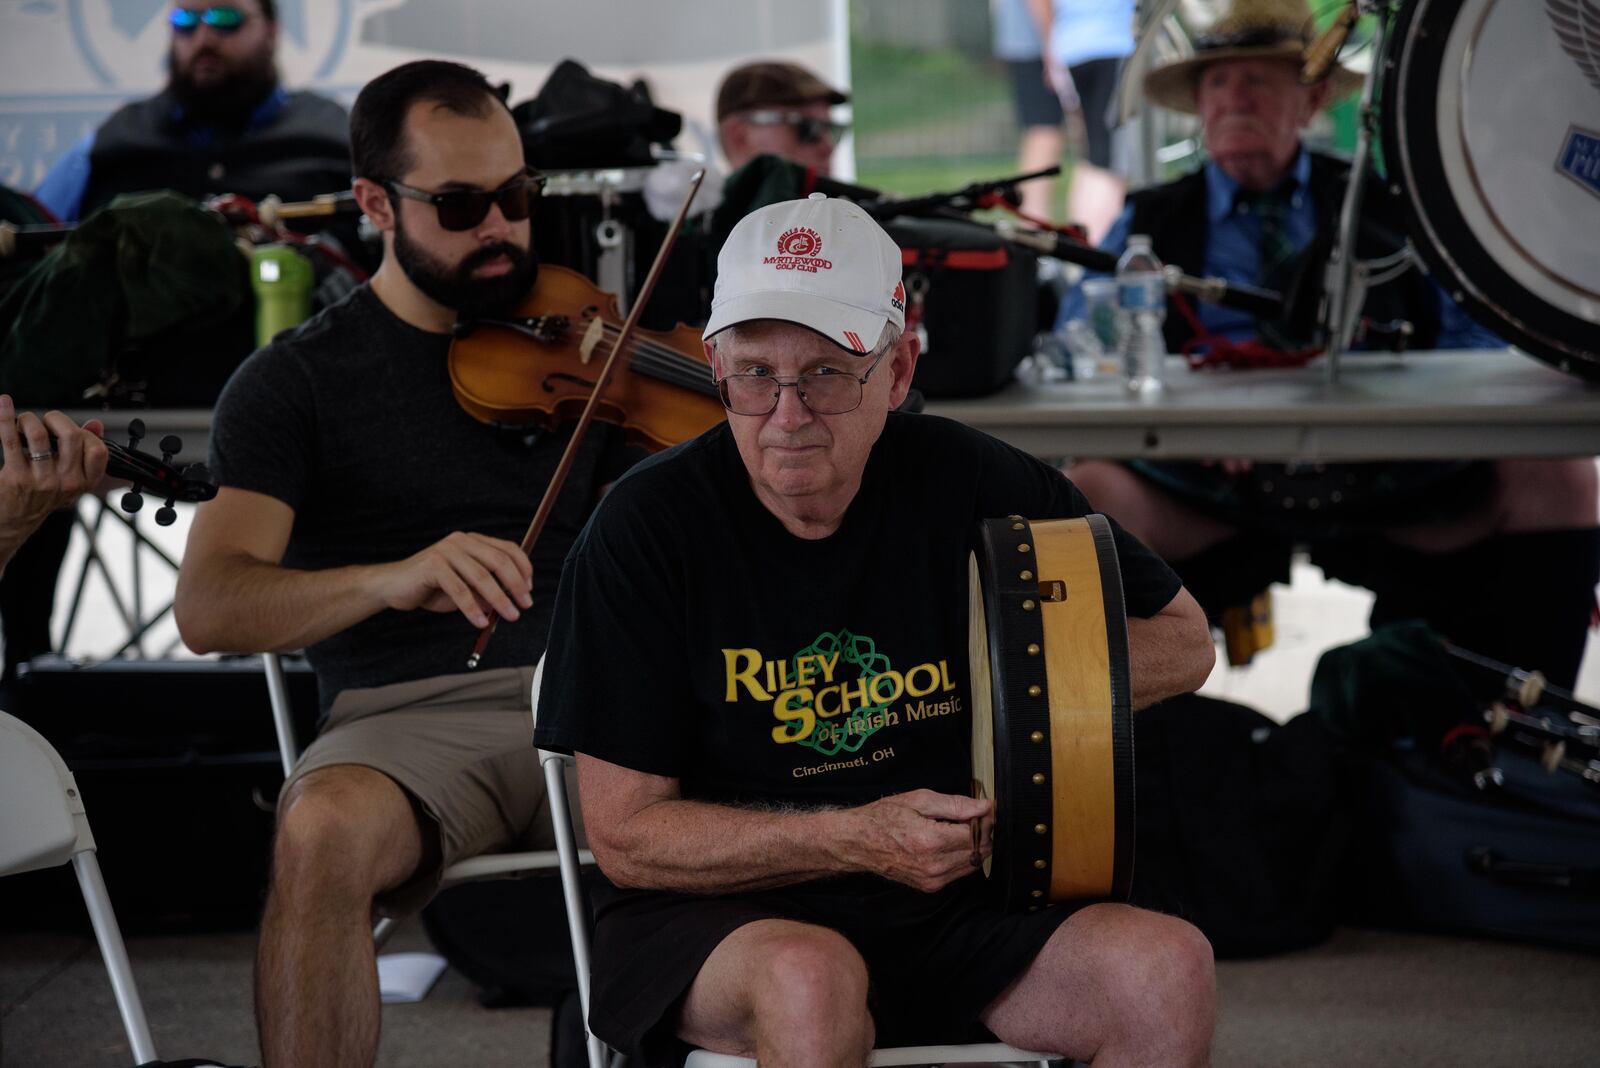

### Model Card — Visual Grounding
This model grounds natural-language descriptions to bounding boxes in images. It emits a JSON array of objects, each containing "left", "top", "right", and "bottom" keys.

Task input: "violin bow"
[{"left": 466, "top": 167, "right": 707, "bottom": 669}]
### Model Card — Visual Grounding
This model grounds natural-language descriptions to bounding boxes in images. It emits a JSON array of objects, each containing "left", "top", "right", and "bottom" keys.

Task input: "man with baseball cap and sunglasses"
[
  {"left": 176, "top": 60, "right": 639, "bottom": 1068},
  {"left": 536, "top": 194, "right": 1217, "bottom": 1067},
  {"left": 35, "top": 0, "right": 350, "bottom": 225},
  {"left": 717, "top": 60, "right": 852, "bottom": 175}
]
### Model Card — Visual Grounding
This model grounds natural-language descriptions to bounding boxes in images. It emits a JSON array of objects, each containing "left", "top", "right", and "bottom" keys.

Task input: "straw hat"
[{"left": 1143, "top": 0, "right": 1364, "bottom": 115}]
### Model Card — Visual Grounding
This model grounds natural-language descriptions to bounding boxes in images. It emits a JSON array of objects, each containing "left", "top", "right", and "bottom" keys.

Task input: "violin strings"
[{"left": 588, "top": 323, "right": 719, "bottom": 396}]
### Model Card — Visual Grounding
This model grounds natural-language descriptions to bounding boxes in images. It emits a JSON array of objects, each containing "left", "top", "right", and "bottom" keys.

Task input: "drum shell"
[{"left": 969, "top": 514, "right": 1135, "bottom": 912}]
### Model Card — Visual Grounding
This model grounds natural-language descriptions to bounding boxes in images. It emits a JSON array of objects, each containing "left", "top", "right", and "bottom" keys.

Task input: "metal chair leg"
[{"left": 72, "top": 851, "right": 157, "bottom": 1064}]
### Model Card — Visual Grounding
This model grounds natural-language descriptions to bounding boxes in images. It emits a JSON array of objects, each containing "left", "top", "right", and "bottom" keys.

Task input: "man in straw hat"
[
  {"left": 537, "top": 193, "right": 1218, "bottom": 1066},
  {"left": 1059, "top": 0, "right": 1599, "bottom": 688}
]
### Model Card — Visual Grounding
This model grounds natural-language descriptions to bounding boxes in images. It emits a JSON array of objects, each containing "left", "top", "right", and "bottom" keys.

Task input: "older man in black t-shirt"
[
  {"left": 175, "top": 61, "right": 636, "bottom": 1068},
  {"left": 536, "top": 195, "right": 1218, "bottom": 1067}
]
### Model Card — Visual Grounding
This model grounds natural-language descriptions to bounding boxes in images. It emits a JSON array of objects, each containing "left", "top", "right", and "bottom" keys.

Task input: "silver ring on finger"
[{"left": 27, "top": 451, "right": 51, "bottom": 462}]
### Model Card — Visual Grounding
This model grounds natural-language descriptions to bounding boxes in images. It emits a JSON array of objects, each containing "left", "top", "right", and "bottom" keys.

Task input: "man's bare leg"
[
  {"left": 1068, "top": 162, "right": 1128, "bottom": 245},
  {"left": 257, "top": 764, "right": 428, "bottom": 1068},
  {"left": 1386, "top": 458, "right": 1600, "bottom": 552},
  {"left": 1067, "top": 460, "right": 1240, "bottom": 561},
  {"left": 982, "top": 903, "right": 1215, "bottom": 1067},
  {"left": 1017, "top": 125, "right": 1067, "bottom": 221},
  {"left": 678, "top": 919, "right": 874, "bottom": 1068}
]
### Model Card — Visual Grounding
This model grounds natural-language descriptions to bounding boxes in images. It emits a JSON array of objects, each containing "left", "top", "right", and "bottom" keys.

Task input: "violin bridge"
[{"left": 579, "top": 317, "right": 605, "bottom": 364}]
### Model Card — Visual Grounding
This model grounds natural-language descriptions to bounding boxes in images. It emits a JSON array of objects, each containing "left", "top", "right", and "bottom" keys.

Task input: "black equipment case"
[
  {"left": 882, "top": 216, "right": 1038, "bottom": 398},
  {"left": 1348, "top": 745, "right": 1600, "bottom": 951},
  {"left": 2, "top": 655, "right": 319, "bottom": 930},
  {"left": 1311, "top": 623, "right": 1600, "bottom": 952}
]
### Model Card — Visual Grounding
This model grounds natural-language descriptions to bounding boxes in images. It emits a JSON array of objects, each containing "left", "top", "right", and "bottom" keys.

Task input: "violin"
[
  {"left": 17, "top": 418, "right": 218, "bottom": 526},
  {"left": 99, "top": 419, "right": 218, "bottom": 524},
  {"left": 448, "top": 263, "right": 724, "bottom": 451},
  {"left": 457, "top": 169, "right": 711, "bottom": 669}
]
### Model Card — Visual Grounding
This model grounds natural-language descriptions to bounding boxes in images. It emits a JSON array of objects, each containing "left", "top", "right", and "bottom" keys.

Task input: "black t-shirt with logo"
[{"left": 535, "top": 413, "right": 1181, "bottom": 807}]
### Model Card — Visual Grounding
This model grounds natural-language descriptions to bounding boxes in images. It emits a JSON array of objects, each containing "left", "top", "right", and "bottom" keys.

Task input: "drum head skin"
[
  {"left": 1385, "top": 0, "right": 1600, "bottom": 375},
  {"left": 968, "top": 515, "right": 1135, "bottom": 912}
]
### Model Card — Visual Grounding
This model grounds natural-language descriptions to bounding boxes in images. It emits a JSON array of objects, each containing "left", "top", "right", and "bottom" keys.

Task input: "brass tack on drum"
[
  {"left": 1032, "top": 772, "right": 1046, "bottom": 785},
  {"left": 1017, "top": 543, "right": 1031, "bottom": 553},
  {"left": 1029, "top": 730, "right": 1044, "bottom": 743},
  {"left": 1032, "top": 890, "right": 1044, "bottom": 898},
  {"left": 1034, "top": 823, "right": 1048, "bottom": 835},
  {"left": 1011, "top": 522, "right": 1025, "bottom": 531},
  {"left": 1026, "top": 643, "right": 1040, "bottom": 655},
  {"left": 1027, "top": 685, "right": 1041, "bottom": 697},
  {"left": 1029, "top": 906, "right": 1040, "bottom": 913},
  {"left": 1022, "top": 599, "right": 1036, "bottom": 611},
  {"left": 1008, "top": 514, "right": 1023, "bottom": 521},
  {"left": 1020, "top": 570, "right": 1034, "bottom": 581},
  {"left": 1034, "top": 859, "right": 1047, "bottom": 870}
]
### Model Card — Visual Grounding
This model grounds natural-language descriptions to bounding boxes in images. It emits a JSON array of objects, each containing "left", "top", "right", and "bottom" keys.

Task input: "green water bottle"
[{"left": 250, "top": 243, "right": 314, "bottom": 346}]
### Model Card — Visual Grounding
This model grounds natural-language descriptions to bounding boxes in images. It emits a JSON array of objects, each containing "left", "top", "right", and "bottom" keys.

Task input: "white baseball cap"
[{"left": 704, "top": 193, "right": 906, "bottom": 355}]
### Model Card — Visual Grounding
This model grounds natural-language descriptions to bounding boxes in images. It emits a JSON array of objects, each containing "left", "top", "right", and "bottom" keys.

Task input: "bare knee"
[
  {"left": 752, "top": 927, "right": 870, "bottom": 1020},
  {"left": 1064, "top": 461, "right": 1237, "bottom": 559},
  {"left": 1495, "top": 459, "right": 1600, "bottom": 532},
  {"left": 1094, "top": 908, "right": 1215, "bottom": 1058},
  {"left": 272, "top": 767, "right": 422, "bottom": 903},
  {"left": 746, "top": 926, "right": 873, "bottom": 1060}
]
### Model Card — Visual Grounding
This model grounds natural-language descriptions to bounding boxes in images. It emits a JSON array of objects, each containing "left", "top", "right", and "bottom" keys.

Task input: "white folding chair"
[
  {"left": 0, "top": 711, "right": 158, "bottom": 1065},
  {"left": 261, "top": 650, "right": 592, "bottom": 945},
  {"left": 533, "top": 748, "right": 1061, "bottom": 1068}
]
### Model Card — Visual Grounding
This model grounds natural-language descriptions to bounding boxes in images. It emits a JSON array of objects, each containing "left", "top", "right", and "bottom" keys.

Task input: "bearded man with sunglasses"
[
  {"left": 535, "top": 195, "right": 1217, "bottom": 1067},
  {"left": 35, "top": 0, "right": 349, "bottom": 224},
  {"left": 175, "top": 60, "right": 639, "bottom": 1068}
]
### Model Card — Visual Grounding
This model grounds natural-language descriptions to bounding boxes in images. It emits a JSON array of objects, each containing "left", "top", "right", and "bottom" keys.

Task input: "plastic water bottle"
[{"left": 1115, "top": 234, "right": 1167, "bottom": 396}]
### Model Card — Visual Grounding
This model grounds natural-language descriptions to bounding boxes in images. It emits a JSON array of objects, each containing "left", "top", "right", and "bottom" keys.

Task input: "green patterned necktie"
[{"left": 1242, "top": 188, "right": 1295, "bottom": 288}]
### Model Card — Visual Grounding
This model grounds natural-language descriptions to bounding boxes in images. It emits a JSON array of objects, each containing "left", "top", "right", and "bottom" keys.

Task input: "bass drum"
[{"left": 1383, "top": 0, "right": 1600, "bottom": 376}]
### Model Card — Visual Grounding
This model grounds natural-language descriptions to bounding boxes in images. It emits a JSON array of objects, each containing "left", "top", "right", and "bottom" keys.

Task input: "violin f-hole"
[{"left": 544, "top": 372, "right": 597, "bottom": 393}]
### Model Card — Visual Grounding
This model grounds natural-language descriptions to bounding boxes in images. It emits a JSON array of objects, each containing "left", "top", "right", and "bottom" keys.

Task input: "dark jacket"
[
  {"left": 1126, "top": 151, "right": 1439, "bottom": 352},
  {"left": 81, "top": 88, "right": 350, "bottom": 219}
]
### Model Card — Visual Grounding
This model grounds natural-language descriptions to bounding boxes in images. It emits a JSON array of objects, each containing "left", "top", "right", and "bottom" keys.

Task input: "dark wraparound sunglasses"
[
  {"left": 168, "top": 6, "right": 247, "bottom": 34},
  {"left": 741, "top": 110, "right": 850, "bottom": 146},
  {"left": 382, "top": 170, "right": 546, "bottom": 232}
]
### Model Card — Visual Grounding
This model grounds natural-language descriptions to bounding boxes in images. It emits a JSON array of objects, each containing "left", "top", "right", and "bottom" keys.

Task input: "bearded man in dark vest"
[
  {"left": 1055, "top": 0, "right": 1599, "bottom": 688},
  {"left": 34, "top": 0, "right": 349, "bottom": 224}
]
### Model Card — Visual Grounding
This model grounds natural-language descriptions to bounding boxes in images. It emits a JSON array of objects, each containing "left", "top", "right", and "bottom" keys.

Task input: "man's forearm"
[
  {"left": 590, "top": 796, "right": 857, "bottom": 894},
  {"left": 1126, "top": 608, "right": 1215, "bottom": 710},
  {"left": 175, "top": 552, "right": 388, "bottom": 655}
]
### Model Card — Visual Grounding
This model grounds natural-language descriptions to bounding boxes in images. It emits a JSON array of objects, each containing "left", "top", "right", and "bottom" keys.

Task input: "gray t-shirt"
[{"left": 209, "top": 284, "right": 637, "bottom": 709}]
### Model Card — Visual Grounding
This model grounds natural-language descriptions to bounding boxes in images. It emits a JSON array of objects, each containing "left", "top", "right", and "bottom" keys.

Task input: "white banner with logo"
[{"left": 0, "top": 0, "right": 852, "bottom": 194}]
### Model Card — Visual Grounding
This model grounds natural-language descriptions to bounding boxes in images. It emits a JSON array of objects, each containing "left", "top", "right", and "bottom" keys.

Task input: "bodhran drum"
[
  {"left": 1383, "top": 0, "right": 1600, "bottom": 376},
  {"left": 968, "top": 514, "right": 1135, "bottom": 912}
]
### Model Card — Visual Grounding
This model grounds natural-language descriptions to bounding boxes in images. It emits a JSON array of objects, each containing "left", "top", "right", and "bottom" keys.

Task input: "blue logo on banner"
[{"left": 1558, "top": 127, "right": 1600, "bottom": 202}]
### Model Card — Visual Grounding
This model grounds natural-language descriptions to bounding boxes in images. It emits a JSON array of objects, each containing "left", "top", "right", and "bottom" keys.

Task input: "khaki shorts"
[{"left": 282, "top": 666, "right": 582, "bottom": 915}]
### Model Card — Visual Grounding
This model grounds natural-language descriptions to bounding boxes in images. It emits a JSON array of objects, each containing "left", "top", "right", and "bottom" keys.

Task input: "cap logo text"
[{"left": 764, "top": 227, "right": 833, "bottom": 272}]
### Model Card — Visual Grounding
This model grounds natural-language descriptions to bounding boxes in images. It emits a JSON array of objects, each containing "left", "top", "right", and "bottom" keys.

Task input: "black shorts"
[
  {"left": 1068, "top": 57, "right": 1123, "bottom": 168},
  {"left": 588, "top": 872, "right": 1074, "bottom": 1064},
  {"left": 1007, "top": 58, "right": 1065, "bottom": 129}
]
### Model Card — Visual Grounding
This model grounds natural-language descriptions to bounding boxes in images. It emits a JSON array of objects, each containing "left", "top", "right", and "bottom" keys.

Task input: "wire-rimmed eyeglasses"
[{"left": 716, "top": 345, "right": 891, "bottom": 416}]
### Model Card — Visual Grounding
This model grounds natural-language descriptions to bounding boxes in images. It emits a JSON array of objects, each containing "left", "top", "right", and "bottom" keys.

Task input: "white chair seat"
[{"left": 685, "top": 1043, "right": 1055, "bottom": 1068}]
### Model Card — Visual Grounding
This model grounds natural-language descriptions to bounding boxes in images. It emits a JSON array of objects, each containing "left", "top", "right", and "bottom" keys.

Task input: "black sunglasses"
[
  {"left": 742, "top": 110, "right": 850, "bottom": 146},
  {"left": 168, "top": 6, "right": 247, "bottom": 34},
  {"left": 382, "top": 170, "right": 546, "bottom": 231}
]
